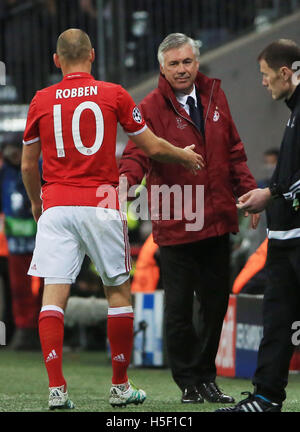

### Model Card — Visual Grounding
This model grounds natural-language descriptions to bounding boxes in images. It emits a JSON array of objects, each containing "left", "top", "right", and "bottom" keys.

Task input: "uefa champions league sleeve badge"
[{"left": 133, "top": 106, "right": 143, "bottom": 124}]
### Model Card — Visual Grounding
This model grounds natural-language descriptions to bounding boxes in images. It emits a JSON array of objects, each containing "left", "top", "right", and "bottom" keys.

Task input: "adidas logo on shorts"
[
  {"left": 46, "top": 349, "right": 58, "bottom": 363},
  {"left": 113, "top": 353, "right": 126, "bottom": 362},
  {"left": 31, "top": 264, "right": 37, "bottom": 270}
]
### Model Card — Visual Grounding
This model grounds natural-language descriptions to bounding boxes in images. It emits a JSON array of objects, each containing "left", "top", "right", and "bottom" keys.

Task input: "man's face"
[
  {"left": 259, "top": 59, "right": 291, "bottom": 100},
  {"left": 160, "top": 43, "right": 199, "bottom": 94}
]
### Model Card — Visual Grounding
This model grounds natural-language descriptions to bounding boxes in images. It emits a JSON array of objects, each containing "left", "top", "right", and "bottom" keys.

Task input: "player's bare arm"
[
  {"left": 21, "top": 141, "right": 42, "bottom": 222},
  {"left": 130, "top": 127, "right": 205, "bottom": 173}
]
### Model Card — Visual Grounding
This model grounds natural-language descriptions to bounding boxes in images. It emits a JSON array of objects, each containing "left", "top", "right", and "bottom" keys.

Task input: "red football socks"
[
  {"left": 39, "top": 306, "right": 66, "bottom": 390},
  {"left": 107, "top": 306, "right": 134, "bottom": 385}
]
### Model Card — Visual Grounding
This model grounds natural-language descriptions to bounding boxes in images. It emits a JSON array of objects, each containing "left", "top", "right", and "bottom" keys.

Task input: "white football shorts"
[{"left": 28, "top": 206, "right": 131, "bottom": 286}]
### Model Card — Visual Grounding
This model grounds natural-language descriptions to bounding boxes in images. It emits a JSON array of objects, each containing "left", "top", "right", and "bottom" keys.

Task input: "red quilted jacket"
[{"left": 119, "top": 71, "right": 257, "bottom": 246}]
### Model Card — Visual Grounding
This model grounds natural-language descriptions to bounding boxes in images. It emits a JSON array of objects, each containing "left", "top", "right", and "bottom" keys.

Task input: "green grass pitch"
[{"left": 0, "top": 350, "right": 299, "bottom": 412}]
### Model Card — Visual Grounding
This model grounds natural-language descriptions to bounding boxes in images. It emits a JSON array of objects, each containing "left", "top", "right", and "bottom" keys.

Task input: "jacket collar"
[
  {"left": 286, "top": 84, "right": 300, "bottom": 111},
  {"left": 176, "top": 84, "right": 198, "bottom": 108},
  {"left": 157, "top": 71, "right": 221, "bottom": 119}
]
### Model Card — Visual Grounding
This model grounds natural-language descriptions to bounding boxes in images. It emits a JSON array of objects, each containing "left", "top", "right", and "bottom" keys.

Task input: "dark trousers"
[
  {"left": 159, "top": 234, "right": 230, "bottom": 390},
  {"left": 8, "top": 254, "right": 42, "bottom": 329},
  {"left": 0, "top": 256, "right": 14, "bottom": 343},
  {"left": 253, "top": 243, "right": 300, "bottom": 403}
]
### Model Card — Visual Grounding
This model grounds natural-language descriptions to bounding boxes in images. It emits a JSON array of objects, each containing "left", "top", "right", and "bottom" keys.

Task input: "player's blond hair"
[{"left": 56, "top": 28, "right": 92, "bottom": 63}]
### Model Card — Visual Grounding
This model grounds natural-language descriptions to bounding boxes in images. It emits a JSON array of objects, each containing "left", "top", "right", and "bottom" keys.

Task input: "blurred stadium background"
[{"left": 0, "top": 0, "right": 300, "bottom": 412}]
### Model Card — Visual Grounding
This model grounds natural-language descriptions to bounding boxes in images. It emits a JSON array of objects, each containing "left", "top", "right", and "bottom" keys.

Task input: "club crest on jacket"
[
  {"left": 176, "top": 117, "right": 188, "bottom": 129},
  {"left": 213, "top": 109, "right": 220, "bottom": 122}
]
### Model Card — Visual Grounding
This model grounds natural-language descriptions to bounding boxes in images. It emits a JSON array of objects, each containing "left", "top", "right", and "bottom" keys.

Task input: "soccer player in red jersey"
[{"left": 21, "top": 28, "right": 203, "bottom": 409}]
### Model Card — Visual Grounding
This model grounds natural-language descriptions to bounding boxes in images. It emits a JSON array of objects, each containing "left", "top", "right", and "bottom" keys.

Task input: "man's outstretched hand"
[
  {"left": 237, "top": 188, "right": 272, "bottom": 214},
  {"left": 183, "top": 144, "right": 205, "bottom": 174}
]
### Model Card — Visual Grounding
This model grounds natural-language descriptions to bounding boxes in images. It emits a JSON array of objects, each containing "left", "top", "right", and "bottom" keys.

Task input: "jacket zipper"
[
  {"left": 205, "top": 80, "right": 215, "bottom": 127},
  {"left": 169, "top": 80, "right": 219, "bottom": 237},
  {"left": 203, "top": 79, "right": 219, "bottom": 237},
  {"left": 168, "top": 79, "right": 216, "bottom": 133}
]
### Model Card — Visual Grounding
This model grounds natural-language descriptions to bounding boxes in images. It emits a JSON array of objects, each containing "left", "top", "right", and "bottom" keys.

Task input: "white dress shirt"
[{"left": 175, "top": 85, "right": 197, "bottom": 116}]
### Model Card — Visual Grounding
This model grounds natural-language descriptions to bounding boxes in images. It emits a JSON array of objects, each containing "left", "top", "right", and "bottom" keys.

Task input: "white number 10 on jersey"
[{"left": 53, "top": 101, "right": 104, "bottom": 157}]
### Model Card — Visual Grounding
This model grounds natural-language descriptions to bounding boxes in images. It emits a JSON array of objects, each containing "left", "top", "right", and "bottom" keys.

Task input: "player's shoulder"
[
  {"left": 33, "top": 81, "right": 64, "bottom": 102},
  {"left": 37, "top": 81, "right": 63, "bottom": 94},
  {"left": 96, "top": 79, "right": 120, "bottom": 88},
  {"left": 97, "top": 80, "right": 126, "bottom": 95},
  {"left": 26, "top": 83, "right": 59, "bottom": 109},
  {"left": 98, "top": 81, "right": 136, "bottom": 105}
]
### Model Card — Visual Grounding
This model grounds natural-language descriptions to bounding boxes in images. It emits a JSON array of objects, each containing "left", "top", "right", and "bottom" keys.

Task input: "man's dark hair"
[{"left": 258, "top": 39, "right": 300, "bottom": 70}]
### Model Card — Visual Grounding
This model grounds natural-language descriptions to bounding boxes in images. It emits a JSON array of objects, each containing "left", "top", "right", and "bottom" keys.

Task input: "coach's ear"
[{"left": 53, "top": 53, "right": 61, "bottom": 70}]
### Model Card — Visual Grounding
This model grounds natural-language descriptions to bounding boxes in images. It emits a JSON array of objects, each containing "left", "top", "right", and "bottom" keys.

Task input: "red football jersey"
[{"left": 23, "top": 72, "right": 146, "bottom": 210}]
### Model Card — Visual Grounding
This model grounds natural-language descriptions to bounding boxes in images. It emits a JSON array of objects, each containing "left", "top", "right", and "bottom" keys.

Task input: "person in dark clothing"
[
  {"left": 217, "top": 39, "right": 300, "bottom": 413},
  {"left": 0, "top": 131, "right": 42, "bottom": 350},
  {"left": 119, "top": 33, "right": 258, "bottom": 404}
]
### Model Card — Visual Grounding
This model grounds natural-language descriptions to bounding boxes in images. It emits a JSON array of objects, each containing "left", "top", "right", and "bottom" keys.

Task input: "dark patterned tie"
[{"left": 187, "top": 96, "right": 203, "bottom": 134}]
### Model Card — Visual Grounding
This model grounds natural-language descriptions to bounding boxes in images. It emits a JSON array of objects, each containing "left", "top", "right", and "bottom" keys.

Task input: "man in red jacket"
[{"left": 119, "top": 33, "right": 258, "bottom": 404}]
